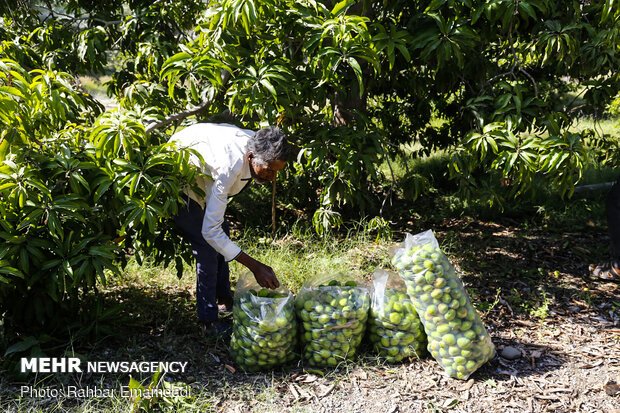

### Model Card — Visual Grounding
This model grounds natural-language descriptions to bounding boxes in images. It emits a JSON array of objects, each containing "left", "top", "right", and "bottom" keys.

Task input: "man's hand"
[
  {"left": 234, "top": 251, "right": 280, "bottom": 289},
  {"left": 251, "top": 261, "right": 280, "bottom": 289}
]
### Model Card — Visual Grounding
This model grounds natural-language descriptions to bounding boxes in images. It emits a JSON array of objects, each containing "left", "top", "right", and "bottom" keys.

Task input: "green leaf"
[
  {"left": 347, "top": 57, "right": 364, "bottom": 96},
  {"left": 331, "top": 0, "right": 355, "bottom": 17},
  {"left": 425, "top": 0, "right": 447, "bottom": 12},
  {"left": 94, "top": 181, "right": 112, "bottom": 202},
  {"left": 19, "top": 247, "right": 29, "bottom": 274},
  {"left": 70, "top": 171, "right": 90, "bottom": 192},
  {"left": 4, "top": 336, "right": 39, "bottom": 356},
  {"left": 0, "top": 137, "right": 9, "bottom": 161},
  {"left": 41, "top": 259, "right": 62, "bottom": 271},
  {"left": 601, "top": 0, "right": 615, "bottom": 23},
  {"left": 0, "top": 265, "right": 24, "bottom": 279},
  {"left": 259, "top": 79, "right": 277, "bottom": 96},
  {"left": 129, "top": 173, "right": 141, "bottom": 196},
  {"left": 89, "top": 245, "right": 115, "bottom": 260},
  {"left": 395, "top": 44, "right": 411, "bottom": 62},
  {"left": 63, "top": 260, "right": 74, "bottom": 279},
  {"left": 0, "top": 86, "right": 26, "bottom": 100},
  {"left": 175, "top": 256, "right": 184, "bottom": 279},
  {"left": 519, "top": 2, "right": 537, "bottom": 20},
  {"left": 129, "top": 376, "right": 144, "bottom": 392}
]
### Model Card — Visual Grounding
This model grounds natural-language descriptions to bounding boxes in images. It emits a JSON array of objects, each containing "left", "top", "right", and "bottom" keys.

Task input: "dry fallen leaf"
[
  {"left": 292, "top": 383, "right": 313, "bottom": 401},
  {"left": 288, "top": 383, "right": 300, "bottom": 401},
  {"left": 352, "top": 368, "right": 368, "bottom": 380},
  {"left": 300, "top": 374, "right": 318, "bottom": 383},
  {"left": 458, "top": 379, "right": 475, "bottom": 392},
  {"left": 580, "top": 360, "right": 604, "bottom": 369},
  {"left": 317, "top": 383, "right": 336, "bottom": 398}
]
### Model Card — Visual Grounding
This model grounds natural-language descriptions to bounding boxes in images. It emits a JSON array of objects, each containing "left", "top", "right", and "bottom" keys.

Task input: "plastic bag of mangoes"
[
  {"left": 391, "top": 230, "right": 495, "bottom": 379},
  {"left": 368, "top": 269, "right": 427, "bottom": 363},
  {"left": 229, "top": 272, "right": 298, "bottom": 372},
  {"left": 295, "top": 273, "right": 370, "bottom": 367}
]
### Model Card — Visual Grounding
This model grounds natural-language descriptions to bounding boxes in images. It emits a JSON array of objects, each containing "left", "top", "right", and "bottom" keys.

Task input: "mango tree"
[{"left": 1, "top": 0, "right": 619, "bottom": 345}]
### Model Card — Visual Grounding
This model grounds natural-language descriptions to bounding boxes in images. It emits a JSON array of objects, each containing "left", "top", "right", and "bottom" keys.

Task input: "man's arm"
[
  {"left": 202, "top": 168, "right": 280, "bottom": 289},
  {"left": 234, "top": 252, "right": 280, "bottom": 289}
]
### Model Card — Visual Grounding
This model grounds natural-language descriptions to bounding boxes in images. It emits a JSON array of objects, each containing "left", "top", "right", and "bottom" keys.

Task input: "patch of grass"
[
  {"left": 79, "top": 75, "right": 111, "bottom": 97},
  {"left": 79, "top": 75, "right": 116, "bottom": 110},
  {"left": 529, "top": 288, "right": 552, "bottom": 322},
  {"left": 379, "top": 146, "right": 451, "bottom": 183},
  {"left": 571, "top": 116, "right": 619, "bottom": 138},
  {"left": 230, "top": 224, "right": 394, "bottom": 293},
  {"left": 503, "top": 286, "right": 552, "bottom": 322}
]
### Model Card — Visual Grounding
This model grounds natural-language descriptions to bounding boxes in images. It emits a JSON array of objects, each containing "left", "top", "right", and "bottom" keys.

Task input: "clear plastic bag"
[
  {"left": 392, "top": 230, "right": 495, "bottom": 379},
  {"left": 295, "top": 273, "right": 370, "bottom": 367},
  {"left": 229, "top": 272, "right": 297, "bottom": 371},
  {"left": 368, "top": 269, "right": 426, "bottom": 363}
]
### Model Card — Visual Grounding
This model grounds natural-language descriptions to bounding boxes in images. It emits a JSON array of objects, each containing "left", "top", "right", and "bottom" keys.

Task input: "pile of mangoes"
[
  {"left": 295, "top": 280, "right": 370, "bottom": 366},
  {"left": 392, "top": 231, "right": 495, "bottom": 379},
  {"left": 368, "top": 288, "right": 427, "bottom": 363},
  {"left": 230, "top": 288, "right": 297, "bottom": 371}
]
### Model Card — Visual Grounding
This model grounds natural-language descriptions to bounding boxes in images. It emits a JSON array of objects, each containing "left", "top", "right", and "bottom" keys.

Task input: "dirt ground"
[{"left": 208, "top": 219, "right": 620, "bottom": 412}]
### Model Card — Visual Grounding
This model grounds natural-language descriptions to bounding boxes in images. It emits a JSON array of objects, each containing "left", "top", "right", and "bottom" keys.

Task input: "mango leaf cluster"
[
  {"left": 3, "top": 0, "right": 620, "bottom": 230},
  {"left": 145, "top": 0, "right": 620, "bottom": 218},
  {"left": 0, "top": 57, "right": 197, "bottom": 336}
]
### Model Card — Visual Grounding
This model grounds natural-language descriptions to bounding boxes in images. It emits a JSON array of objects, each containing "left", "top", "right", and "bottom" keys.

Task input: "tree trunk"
[{"left": 332, "top": 81, "right": 367, "bottom": 126}]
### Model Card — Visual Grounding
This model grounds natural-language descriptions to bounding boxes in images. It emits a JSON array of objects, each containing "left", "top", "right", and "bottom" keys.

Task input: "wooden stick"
[{"left": 272, "top": 179, "right": 276, "bottom": 236}]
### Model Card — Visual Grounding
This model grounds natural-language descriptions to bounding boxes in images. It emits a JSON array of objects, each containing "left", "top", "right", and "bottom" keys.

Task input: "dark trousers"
[
  {"left": 174, "top": 196, "right": 232, "bottom": 323},
  {"left": 608, "top": 175, "right": 620, "bottom": 262}
]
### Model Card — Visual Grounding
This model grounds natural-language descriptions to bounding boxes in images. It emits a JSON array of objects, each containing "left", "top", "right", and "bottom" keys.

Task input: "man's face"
[{"left": 248, "top": 154, "right": 286, "bottom": 184}]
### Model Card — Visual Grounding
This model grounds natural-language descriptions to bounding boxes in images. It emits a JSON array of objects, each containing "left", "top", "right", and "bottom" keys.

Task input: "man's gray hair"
[{"left": 248, "top": 126, "right": 292, "bottom": 165}]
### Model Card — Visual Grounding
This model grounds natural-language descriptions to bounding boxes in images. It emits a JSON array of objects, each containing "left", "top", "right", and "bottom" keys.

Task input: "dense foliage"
[
  {"left": 0, "top": 0, "right": 619, "bottom": 345},
  {"left": 0, "top": 58, "right": 198, "bottom": 345}
]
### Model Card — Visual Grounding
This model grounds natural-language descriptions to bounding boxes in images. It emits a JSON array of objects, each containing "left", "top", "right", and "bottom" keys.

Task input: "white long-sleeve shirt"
[{"left": 170, "top": 123, "right": 255, "bottom": 262}]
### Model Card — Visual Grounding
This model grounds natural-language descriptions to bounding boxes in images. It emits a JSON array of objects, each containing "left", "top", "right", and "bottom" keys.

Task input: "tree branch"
[
  {"left": 146, "top": 70, "right": 232, "bottom": 134},
  {"left": 565, "top": 85, "right": 588, "bottom": 112},
  {"left": 145, "top": 99, "right": 212, "bottom": 134},
  {"left": 573, "top": 181, "right": 614, "bottom": 195},
  {"left": 43, "top": 0, "right": 55, "bottom": 22},
  {"left": 478, "top": 19, "right": 538, "bottom": 98},
  {"left": 507, "top": 20, "right": 538, "bottom": 97},
  {"left": 36, "top": 5, "right": 122, "bottom": 27}
]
